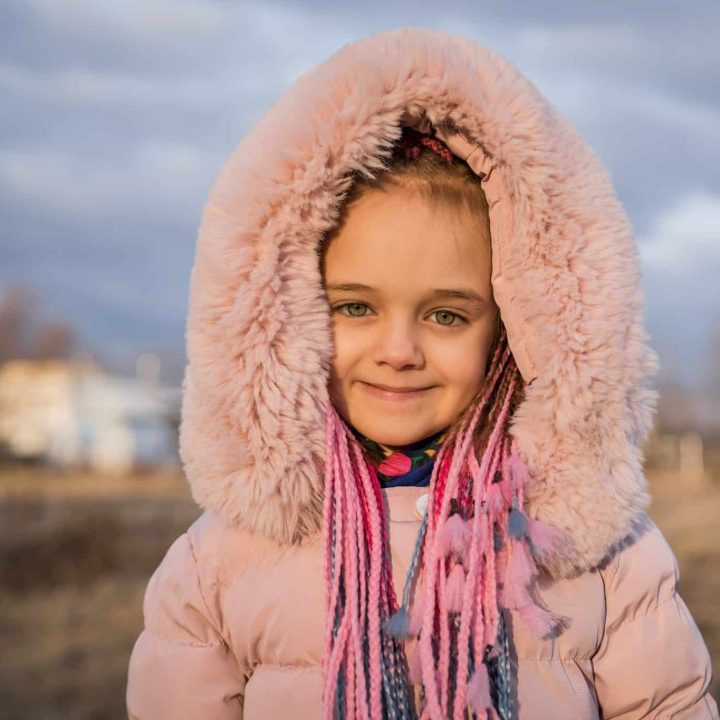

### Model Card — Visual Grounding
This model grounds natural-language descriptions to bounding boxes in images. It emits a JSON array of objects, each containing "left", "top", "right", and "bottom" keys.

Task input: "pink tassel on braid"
[
  {"left": 525, "top": 517, "right": 565, "bottom": 558},
  {"left": 498, "top": 438, "right": 569, "bottom": 638},
  {"left": 437, "top": 513, "right": 471, "bottom": 557},
  {"left": 445, "top": 564, "right": 466, "bottom": 614}
]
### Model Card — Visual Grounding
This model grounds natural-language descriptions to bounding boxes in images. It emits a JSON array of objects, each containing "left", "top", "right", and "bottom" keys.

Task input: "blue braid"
[
  {"left": 486, "top": 610, "right": 514, "bottom": 719},
  {"left": 402, "top": 513, "right": 429, "bottom": 608}
]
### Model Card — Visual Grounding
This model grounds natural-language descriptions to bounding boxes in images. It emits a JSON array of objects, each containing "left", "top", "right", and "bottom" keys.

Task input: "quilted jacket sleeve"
[
  {"left": 126, "top": 531, "right": 246, "bottom": 719},
  {"left": 592, "top": 518, "right": 719, "bottom": 719}
]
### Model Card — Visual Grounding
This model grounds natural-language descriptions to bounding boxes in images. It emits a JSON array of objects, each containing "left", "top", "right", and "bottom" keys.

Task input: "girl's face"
[{"left": 322, "top": 186, "right": 498, "bottom": 448}]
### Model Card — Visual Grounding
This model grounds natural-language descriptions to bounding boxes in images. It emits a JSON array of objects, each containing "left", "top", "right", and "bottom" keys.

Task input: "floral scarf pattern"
[{"left": 351, "top": 426, "right": 449, "bottom": 488}]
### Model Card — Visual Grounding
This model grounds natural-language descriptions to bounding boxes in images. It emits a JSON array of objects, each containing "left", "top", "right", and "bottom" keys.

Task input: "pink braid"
[
  {"left": 322, "top": 445, "right": 341, "bottom": 694},
  {"left": 342, "top": 447, "right": 363, "bottom": 716},
  {"left": 349, "top": 436, "right": 384, "bottom": 718},
  {"left": 344, "top": 430, "right": 375, "bottom": 716},
  {"left": 323, "top": 449, "right": 350, "bottom": 714},
  {"left": 321, "top": 411, "right": 336, "bottom": 697},
  {"left": 452, "top": 375, "right": 516, "bottom": 718}
]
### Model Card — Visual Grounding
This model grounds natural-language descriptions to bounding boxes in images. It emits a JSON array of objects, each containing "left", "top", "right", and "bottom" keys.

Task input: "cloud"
[
  {"left": 640, "top": 189, "right": 720, "bottom": 288},
  {"left": 0, "top": 140, "right": 212, "bottom": 224},
  {"left": 24, "top": 0, "right": 231, "bottom": 48},
  {"left": 638, "top": 190, "right": 720, "bottom": 382},
  {"left": 1, "top": 0, "right": 718, "bottom": 384}
]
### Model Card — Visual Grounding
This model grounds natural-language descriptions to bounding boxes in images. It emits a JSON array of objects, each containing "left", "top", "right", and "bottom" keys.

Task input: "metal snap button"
[{"left": 415, "top": 492, "right": 429, "bottom": 518}]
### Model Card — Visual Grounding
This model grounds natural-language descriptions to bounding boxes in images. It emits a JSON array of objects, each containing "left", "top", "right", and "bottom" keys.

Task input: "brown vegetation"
[
  {"left": 0, "top": 466, "right": 717, "bottom": 719},
  {"left": 0, "top": 284, "right": 75, "bottom": 363}
]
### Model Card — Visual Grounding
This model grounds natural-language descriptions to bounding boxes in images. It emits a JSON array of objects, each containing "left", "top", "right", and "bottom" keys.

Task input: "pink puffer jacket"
[
  {"left": 126, "top": 27, "right": 718, "bottom": 719},
  {"left": 127, "top": 491, "right": 717, "bottom": 719}
]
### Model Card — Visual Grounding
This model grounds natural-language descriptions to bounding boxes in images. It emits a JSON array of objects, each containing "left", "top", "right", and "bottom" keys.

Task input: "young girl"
[{"left": 126, "top": 27, "right": 718, "bottom": 719}]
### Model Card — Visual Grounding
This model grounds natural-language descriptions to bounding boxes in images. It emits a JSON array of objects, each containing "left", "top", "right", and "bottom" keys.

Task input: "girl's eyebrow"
[{"left": 325, "top": 282, "right": 485, "bottom": 306}]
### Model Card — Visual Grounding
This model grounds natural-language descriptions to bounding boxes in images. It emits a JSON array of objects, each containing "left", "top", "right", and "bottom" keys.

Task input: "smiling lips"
[{"left": 360, "top": 381, "right": 434, "bottom": 401}]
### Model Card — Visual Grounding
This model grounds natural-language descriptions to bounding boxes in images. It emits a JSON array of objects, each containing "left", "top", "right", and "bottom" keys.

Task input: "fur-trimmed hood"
[{"left": 178, "top": 26, "right": 659, "bottom": 580}]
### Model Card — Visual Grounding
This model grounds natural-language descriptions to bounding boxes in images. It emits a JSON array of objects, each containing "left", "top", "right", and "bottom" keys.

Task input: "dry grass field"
[
  {"left": 0, "top": 467, "right": 200, "bottom": 720},
  {"left": 0, "top": 465, "right": 717, "bottom": 719}
]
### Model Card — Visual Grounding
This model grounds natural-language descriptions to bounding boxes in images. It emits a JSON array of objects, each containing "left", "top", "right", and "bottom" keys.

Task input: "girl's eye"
[
  {"left": 336, "top": 302, "right": 372, "bottom": 318},
  {"left": 429, "top": 310, "right": 466, "bottom": 327}
]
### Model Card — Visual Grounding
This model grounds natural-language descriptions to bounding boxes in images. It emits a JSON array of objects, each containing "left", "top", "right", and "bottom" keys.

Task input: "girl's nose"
[{"left": 371, "top": 320, "right": 425, "bottom": 370}]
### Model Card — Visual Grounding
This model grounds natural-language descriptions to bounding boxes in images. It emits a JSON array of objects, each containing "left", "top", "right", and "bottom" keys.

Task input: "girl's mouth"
[{"left": 360, "top": 382, "right": 434, "bottom": 401}]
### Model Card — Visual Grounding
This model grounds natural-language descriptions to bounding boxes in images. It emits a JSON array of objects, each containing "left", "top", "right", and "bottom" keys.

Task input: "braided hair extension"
[{"left": 321, "top": 127, "right": 568, "bottom": 719}]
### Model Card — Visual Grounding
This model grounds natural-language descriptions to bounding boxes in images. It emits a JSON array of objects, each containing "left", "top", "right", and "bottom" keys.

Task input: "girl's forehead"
[{"left": 323, "top": 192, "right": 491, "bottom": 289}]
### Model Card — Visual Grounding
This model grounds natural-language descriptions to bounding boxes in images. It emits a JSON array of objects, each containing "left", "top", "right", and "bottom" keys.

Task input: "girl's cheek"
[
  {"left": 329, "top": 336, "right": 358, "bottom": 378},
  {"left": 333, "top": 327, "right": 364, "bottom": 355}
]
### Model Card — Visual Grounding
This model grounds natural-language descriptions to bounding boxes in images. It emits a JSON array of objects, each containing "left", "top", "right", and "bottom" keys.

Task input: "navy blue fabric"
[
  {"left": 380, "top": 459, "right": 435, "bottom": 488},
  {"left": 350, "top": 426, "right": 448, "bottom": 488}
]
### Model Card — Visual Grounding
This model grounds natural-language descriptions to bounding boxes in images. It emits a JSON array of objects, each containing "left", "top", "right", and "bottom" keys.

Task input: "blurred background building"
[
  {"left": 0, "top": 283, "right": 181, "bottom": 474},
  {"left": 0, "top": 356, "right": 180, "bottom": 473}
]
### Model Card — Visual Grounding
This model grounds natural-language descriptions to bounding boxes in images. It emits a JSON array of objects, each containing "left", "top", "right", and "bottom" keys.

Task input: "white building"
[{"left": 0, "top": 357, "right": 181, "bottom": 473}]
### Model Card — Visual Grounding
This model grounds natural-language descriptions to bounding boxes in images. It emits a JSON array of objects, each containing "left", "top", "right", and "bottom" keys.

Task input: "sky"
[{"left": 1, "top": 0, "right": 718, "bottom": 388}]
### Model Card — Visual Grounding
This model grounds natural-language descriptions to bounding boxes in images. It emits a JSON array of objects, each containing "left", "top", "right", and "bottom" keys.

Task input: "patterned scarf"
[{"left": 350, "top": 426, "right": 449, "bottom": 488}]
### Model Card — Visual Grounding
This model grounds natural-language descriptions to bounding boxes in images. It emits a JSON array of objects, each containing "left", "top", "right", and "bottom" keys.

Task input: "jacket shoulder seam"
[
  {"left": 605, "top": 586, "right": 678, "bottom": 635},
  {"left": 184, "top": 529, "right": 227, "bottom": 642},
  {"left": 140, "top": 625, "right": 226, "bottom": 650}
]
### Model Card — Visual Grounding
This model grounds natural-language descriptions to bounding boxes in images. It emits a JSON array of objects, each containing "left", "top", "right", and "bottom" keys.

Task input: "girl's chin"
[{"left": 350, "top": 414, "right": 438, "bottom": 445}]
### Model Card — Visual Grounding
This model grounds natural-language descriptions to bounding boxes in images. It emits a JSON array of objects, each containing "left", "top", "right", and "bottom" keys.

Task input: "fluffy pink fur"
[{"left": 179, "top": 26, "right": 658, "bottom": 580}]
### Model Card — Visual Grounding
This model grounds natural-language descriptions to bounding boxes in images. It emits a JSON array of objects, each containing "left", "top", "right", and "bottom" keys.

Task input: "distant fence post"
[{"left": 678, "top": 431, "right": 705, "bottom": 486}]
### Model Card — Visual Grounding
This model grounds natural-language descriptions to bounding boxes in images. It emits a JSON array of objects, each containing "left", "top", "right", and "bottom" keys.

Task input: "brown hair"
[{"left": 345, "top": 125, "right": 490, "bottom": 219}]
